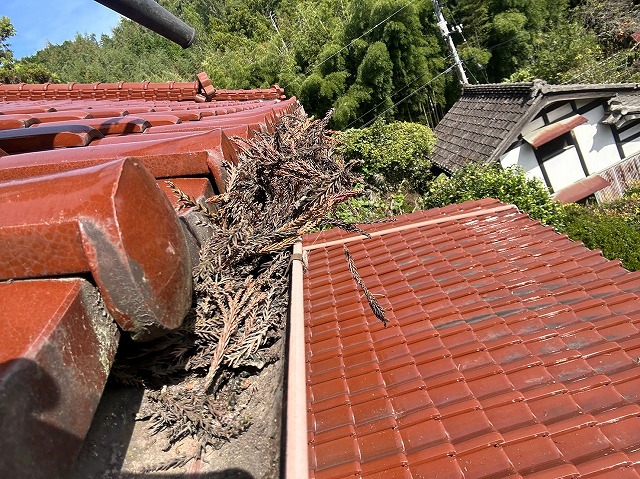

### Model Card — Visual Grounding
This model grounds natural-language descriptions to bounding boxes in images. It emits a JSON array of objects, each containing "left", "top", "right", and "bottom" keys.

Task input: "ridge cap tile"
[{"left": 0, "top": 80, "right": 295, "bottom": 472}]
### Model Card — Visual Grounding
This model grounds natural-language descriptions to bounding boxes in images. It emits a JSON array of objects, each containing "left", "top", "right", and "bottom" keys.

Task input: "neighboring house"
[{"left": 432, "top": 81, "right": 640, "bottom": 203}]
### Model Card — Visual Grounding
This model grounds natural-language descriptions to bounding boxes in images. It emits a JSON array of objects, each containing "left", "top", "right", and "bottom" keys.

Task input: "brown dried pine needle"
[
  {"left": 112, "top": 107, "right": 365, "bottom": 456},
  {"left": 343, "top": 244, "right": 388, "bottom": 326}
]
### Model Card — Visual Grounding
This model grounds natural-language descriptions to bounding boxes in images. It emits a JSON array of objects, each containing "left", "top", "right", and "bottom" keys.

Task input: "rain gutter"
[{"left": 285, "top": 240, "right": 308, "bottom": 479}]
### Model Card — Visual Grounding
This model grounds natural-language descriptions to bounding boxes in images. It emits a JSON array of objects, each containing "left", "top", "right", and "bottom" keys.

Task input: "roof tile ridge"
[
  {"left": 541, "top": 82, "right": 640, "bottom": 95},
  {"left": 304, "top": 204, "right": 518, "bottom": 251},
  {"left": 0, "top": 78, "right": 201, "bottom": 101},
  {"left": 462, "top": 81, "right": 539, "bottom": 99}
]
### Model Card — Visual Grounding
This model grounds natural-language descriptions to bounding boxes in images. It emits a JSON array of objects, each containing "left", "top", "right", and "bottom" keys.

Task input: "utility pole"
[{"left": 432, "top": 0, "right": 468, "bottom": 85}]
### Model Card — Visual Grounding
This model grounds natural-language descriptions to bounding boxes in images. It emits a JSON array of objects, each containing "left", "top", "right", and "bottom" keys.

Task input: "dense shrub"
[
  {"left": 421, "top": 162, "right": 565, "bottom": 229},
  {"left": 334, "top": 189, "right": 420, "bottom": 224},
  {"left": 336, "top": 120, "right": 436, "bottom": 193},
  {"left": 563, "top": 203, "right": 640, "bottom": 271}
]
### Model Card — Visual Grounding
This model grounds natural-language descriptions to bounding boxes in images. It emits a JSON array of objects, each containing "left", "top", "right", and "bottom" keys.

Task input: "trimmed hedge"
[
  {"left": 563, "top": 204, "right": 640, "bottom": 272},
  {"left": 336, "top": 120, "right": 436, "bottom": 193}
]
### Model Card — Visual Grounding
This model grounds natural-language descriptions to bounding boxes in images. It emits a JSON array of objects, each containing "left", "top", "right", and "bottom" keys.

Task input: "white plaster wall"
[
  {"left": 572, "top": 105, "right": 621, "bottom": 173},
  {"left": 581, "top": 104, "right": 606, "bottom": 125},
  {"left": 622, "top": 139, "right": 640, "bottom": 158},
  {"left": 500, "top": 144, "right": 547, "bottom": 185},
  {"left": 544, "top": 147, "right": 586, "bottom": 191},
  {"left": 546, "top": 103, "right": 574, "bottom": 122}
]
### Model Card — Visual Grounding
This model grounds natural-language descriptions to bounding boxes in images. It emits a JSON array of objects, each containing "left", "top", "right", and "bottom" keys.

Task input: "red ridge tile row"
[
  {"left": 0, "top": 72, "right": 286, "bottom": 102},
  {"left": 303, "top": 200, "right": 640, "bottom": 479},
  {"left": 0, "top": 75, "right": 297, "bottom": 477},
  {"left": 0, "top": 158, "right": 192, "bottom": 340},
  {"left": 0, "top": 129, "right": 237, "bottom": 192},
  {"left": 0, "top": 80, "right": 201, "bottom": 101},
  {"left": 0, "top": 278, "right": 120, "bottom": 477}
]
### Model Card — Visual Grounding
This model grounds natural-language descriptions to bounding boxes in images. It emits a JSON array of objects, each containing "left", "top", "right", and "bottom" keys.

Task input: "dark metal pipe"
[{"left": 95, "top": 0, "right": 196, "bottom": 48}]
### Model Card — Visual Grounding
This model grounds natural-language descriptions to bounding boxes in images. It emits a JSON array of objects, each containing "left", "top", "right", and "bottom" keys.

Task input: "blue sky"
[{"left": 1, "top": 1, "right": 122, "bottom": 59}]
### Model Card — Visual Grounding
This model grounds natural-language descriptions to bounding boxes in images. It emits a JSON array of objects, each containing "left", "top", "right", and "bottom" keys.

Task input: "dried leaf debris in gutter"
[{"left": 112, "top": 107, "right": 363, "bottom": 457}]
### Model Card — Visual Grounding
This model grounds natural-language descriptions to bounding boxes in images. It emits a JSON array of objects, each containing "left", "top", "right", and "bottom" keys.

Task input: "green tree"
[
  {"left": 0, "top": 16, "right": 57, "bottom": 83},
  {"left": 337, "top": 0, "right": 446, "bottom": 126},
  {"left": 21, "top": 0, "right": 640, "bottom": 120},
  {"left": 449, "top": 0, "right": 569, "bottom": 82},
  {"left": 509, "top": 17, "right": 601, "bottom": 83},
  {"left": 487, "top": 11, "right": 531, "bottom": 80},
  {"left": 0, "top": 16, "right": 16, "bottom": 67},
  {"left": 287, "top": 0, "right": 450, "bottom": 127},
  {"left": 332, "top": 41, "right": 395, "bottom": 129}
]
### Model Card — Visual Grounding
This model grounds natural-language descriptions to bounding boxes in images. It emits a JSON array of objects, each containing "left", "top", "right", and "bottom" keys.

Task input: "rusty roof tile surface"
[
  {"left": 303, "top": 198, "right": 640, "bottom": 479},
  {"left": 0, "top": 73, "right": 297, "bottom": 478},
  {"left": 553, "top": 175, "right": 611, "bottom": 204}
]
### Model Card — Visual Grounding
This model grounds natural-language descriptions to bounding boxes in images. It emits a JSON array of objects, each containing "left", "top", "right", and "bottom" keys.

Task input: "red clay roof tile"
[
  {"left": 303, "top": 201, "right": 640, "bottom": 478},
  {"left": 0, "top": 158, "right": 192, "bottom": 339},
  {"left": 0, "top": 278, "right": 119, "bottom": 477},
  {"left": 0, "top": 123, "right": 103, "bottom": 152},
  {"left": 0, "top": 74, "right": 297, "bottom": 476},
  {"left": 0, "top": 130, "right": 237, "bottom": 190},
  {"left": 28, "top": 116, "right": 151, "bottom": 134}
]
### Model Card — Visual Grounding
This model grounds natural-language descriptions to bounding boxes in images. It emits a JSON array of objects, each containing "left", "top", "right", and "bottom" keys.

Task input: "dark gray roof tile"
[{"left": 433, "top": 82, "right": 640, "bottom": 173}]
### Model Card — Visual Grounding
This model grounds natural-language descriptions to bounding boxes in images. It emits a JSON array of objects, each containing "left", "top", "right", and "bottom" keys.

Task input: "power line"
[
  {"left": 361, "top": 63, "right": 458, "bottom": 128},
  {"left": 346, "top": 54, "right": 455, "bottom": 129},
  {"left": 562, "top": 48, "right": 634, "bottom": 84},
  {"left": 461, "top": 60, "right": 480, "bottom": 84}
]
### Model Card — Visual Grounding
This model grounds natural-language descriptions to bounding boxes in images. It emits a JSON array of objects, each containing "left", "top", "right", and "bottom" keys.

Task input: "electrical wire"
[
  {"left": 461, "top": 60, "right": 480, "bottom": 84},
  {"left": 361, "top": 62, "right": 458, "bottom": 128},
  {"left": 562, "top": 48, "right": 634, "bottom": 84},
  {"left": 345, "top": 54, "right": 455, "bottom": 128}
]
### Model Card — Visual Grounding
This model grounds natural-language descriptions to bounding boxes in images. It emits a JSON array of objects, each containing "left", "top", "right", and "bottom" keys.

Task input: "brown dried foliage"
[
  {"left": 113, "top": 107, "right": 362, "bottom": 454},
  {"left": 343, "top": 244, "right": 388, "bottom": 326}
]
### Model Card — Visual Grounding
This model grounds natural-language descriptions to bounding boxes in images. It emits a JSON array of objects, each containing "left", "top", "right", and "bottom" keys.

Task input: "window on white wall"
[
  {"left": 617, "top": 120, "right": 640, "bottom": 159},
  {"left": 546, "top": 103, "right": 574, "bottom": 122},
  {"left": 535, "top": 133, "right": 574, "bottom": 162},
  {"left": 543, "top": 147, "right": 587, "bottom": 191}
]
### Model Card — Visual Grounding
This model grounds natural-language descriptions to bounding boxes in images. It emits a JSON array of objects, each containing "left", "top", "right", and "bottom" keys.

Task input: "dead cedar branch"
[{"left": 112, "top": 107, "right": 362, "bottom": 455}]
